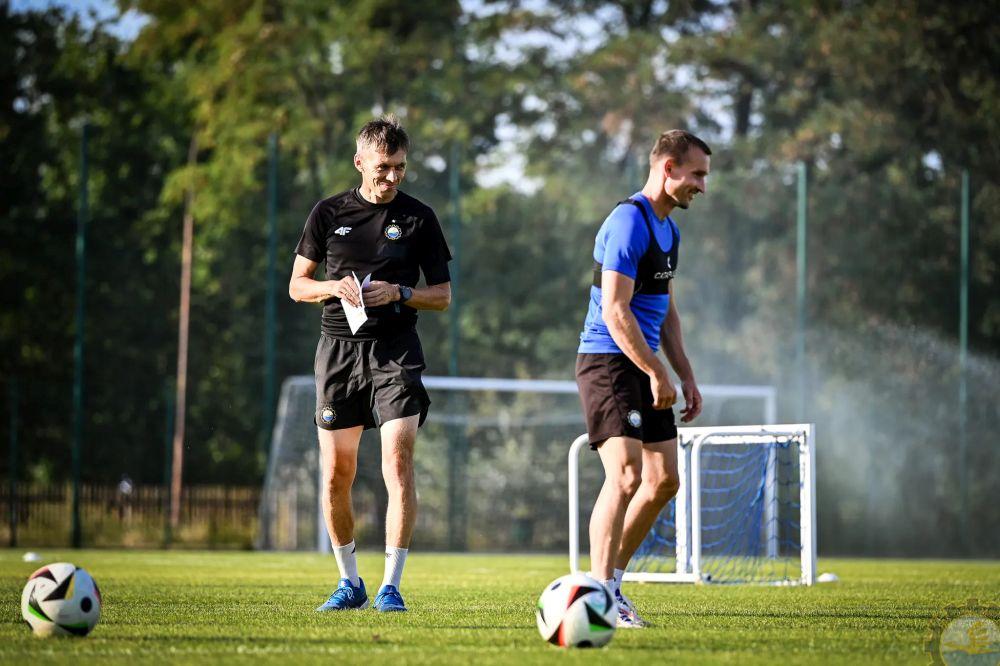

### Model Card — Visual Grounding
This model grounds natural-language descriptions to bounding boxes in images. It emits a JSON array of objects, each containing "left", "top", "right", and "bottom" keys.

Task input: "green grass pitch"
[{"left": 1, "top": 550, "right": 998, "bottom": 664}]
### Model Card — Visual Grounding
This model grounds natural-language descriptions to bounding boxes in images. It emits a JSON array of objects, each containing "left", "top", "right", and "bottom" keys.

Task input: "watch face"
[{"left": 400, "top": 286, "right": 412, "bottom": 302}]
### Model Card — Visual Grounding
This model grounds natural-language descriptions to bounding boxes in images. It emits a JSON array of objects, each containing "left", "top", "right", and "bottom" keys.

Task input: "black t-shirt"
[{"left": 295, "top": 187, "right": 452, "bottom": 339}]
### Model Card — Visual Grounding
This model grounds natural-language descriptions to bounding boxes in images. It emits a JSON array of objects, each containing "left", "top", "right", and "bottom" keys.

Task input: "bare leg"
[
  {"left": 318, "top": 426, "right": 363, "bottom": 547},
  {"left": 616, "top": 438, "right": 680, "bottom": 570},
  {"left": 380, "top": 415, "right": 419, "bottom": 548},
  {"left": 589, "top": 436, "right": 643, "bottom": 581}
]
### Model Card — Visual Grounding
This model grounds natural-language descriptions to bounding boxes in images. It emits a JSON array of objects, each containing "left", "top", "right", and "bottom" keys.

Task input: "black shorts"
[
  {"left": 575, "top": 353, "right": 677, "bottom": 449},
  {"left": 314, "top": 329, "right": 430, "bottom": 431}
]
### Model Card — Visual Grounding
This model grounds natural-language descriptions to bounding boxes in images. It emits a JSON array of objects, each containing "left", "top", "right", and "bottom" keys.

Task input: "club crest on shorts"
[
  {"left": 627, "top": 410, "right": 642, "bottom": 428},
  {"left": 320, "top": 406, "right": 336, "bottom": 424},
  {"left": 385, "top": 222, "right": 402, "bottom": 240}
]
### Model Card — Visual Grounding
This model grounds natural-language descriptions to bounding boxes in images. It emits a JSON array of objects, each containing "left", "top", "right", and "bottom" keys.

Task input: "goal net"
[
  {"left": 257, "top": 375, "right": 782, "bottom": 560},
  {"left": 569, "top": 424, "right": 817, "bottom": 585}
]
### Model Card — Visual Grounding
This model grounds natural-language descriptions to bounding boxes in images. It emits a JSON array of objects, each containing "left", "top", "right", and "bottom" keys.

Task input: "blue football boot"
[
  {"left": 315, "top": 578, "right": 369, "bottom": 611},
  {"left": 373, "top": 584, "right": 407, "bottom": 612}
]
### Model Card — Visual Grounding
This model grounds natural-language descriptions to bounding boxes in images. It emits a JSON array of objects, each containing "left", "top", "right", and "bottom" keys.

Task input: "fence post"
[
  {"left": 71, "top": 121, "right": 90, "bottom": 548},
  {"left": 163, "top": 381, "right": 174, "bottom": 546},
  {"left": 958, "top": 169, "right": 970, "bottom": 554},
  {"left": 263, "top": 132, "right": 279, "bottom": 460},
  {"left": 7, "top": 378, "right": 18, "bottom": 547}
]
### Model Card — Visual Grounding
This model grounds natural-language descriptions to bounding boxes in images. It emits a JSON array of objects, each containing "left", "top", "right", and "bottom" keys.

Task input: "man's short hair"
[
  {"left": 649, "top": 130, "right": 712, "bottom": 165},
  {"left": 356, "top": 115, "right": 410, "bottom": 155}
]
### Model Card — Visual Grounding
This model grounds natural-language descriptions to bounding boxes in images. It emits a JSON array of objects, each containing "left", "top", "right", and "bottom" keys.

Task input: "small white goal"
[{"left": 568, "top": 424, "right": 817, "bottom": 585}]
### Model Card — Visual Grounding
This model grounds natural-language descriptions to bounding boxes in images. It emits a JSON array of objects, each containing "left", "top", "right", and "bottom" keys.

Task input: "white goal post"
[{"left": 568, "top": 423, "right": 817, "bottom": 585}]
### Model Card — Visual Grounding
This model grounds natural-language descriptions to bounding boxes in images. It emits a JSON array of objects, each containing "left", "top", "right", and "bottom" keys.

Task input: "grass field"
[{"left": 1, "top": 550, "right": 998, "bottom": 664}]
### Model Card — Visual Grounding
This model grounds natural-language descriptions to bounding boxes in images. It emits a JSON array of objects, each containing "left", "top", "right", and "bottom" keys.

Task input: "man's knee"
[
  {"left": 611, "top": 464, "right": 642, "bottom": 498},
  {"left": 383, "top": 456, "right": 413, "bottom": 482},
  {"left": 324, "top": 458, "right": 357, "bottom": 491},
  {"left": 644, "top": 473, "right": 680, "bottom": 503},
  {"left": 383, "top": 449, "right": 415, "bottom": 494}
]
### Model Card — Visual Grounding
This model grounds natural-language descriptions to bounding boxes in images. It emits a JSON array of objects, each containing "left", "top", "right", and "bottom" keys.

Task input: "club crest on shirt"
[
  {"left": 627, "top": 410, "right": 642, "bottom": 428},
  {"left": 385, "top": 222, "right": 402, "bottom": 240}
]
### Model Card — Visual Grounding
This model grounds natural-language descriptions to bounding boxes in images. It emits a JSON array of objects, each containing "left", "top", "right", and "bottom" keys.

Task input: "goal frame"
[
  {"left": 291, "top": 376, "right": 778, "bottom": 554},
  {"left": 568, "top": 423, "right": 817, "bottom": 585}
]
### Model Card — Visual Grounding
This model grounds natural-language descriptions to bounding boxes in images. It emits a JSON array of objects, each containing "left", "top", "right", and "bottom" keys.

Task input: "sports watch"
[{"left": 397, "top": 285, "right": 413, "bottom": 303}]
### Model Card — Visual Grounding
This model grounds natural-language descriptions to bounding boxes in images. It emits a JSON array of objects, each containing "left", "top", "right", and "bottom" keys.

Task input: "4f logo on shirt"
[{"left": 334, "top": 226, "right": 352, "bottom": 236}]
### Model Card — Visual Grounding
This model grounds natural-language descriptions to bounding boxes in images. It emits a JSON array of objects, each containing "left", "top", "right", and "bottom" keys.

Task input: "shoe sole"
[{"left": 616, "top": 620, "right": 648, "bottom": 628}]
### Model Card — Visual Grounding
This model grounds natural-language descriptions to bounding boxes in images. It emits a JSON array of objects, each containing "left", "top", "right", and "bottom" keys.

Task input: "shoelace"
[
  {"left": 329, "top": 587, "right": 356, "bottom": 605},
  {"left": 377, "top": 590, "right": 402, "bottom": 607}
]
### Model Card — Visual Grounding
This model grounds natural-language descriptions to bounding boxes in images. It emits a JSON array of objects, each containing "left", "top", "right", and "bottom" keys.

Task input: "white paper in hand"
[{"left": 342, "top": 272, "right": 371, "bottom": 334}]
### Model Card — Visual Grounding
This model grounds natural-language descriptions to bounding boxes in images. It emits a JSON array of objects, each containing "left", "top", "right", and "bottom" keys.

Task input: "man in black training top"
[{"left": 289, "top": 115, "right": 452, "bottom": 613}]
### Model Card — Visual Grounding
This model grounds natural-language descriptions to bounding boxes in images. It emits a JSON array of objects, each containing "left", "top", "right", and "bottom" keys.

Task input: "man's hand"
[
  {"left": 361, "top": 280, "right": 399, "bottom": 307},
  {"left": 329, "top": 276, "right": 361, "bottom": 307},
  {"left": 649, "top": 366, "right": 677, "bottom": 410},
  {"left": 679, "top": 379, "right": 702, "bottom": 423}
]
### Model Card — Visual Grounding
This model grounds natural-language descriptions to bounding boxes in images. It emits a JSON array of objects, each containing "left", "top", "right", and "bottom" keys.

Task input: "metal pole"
[
  {"left": 446, "top": 141, "right": 466, "bottom": 550},
  {"left": 448, "top": 141, "right": 461, "bottom": 377},
  {"left": 958, "top": 169, "right": 970, "bottom": 553},
  {"left": 795, "top": 161, "right": 808, "bottom": 422},
  {"left": 7, "top": 378, "right": 18, "bottom": 547},
  {"left": 71, "top": 122, "right": 89, "bottom": 548},
  {"left": 163, "top": 381, "right": 175, "bottom": 546},
  {"left": 263, "top": 133, "right": 279, "bottom": 458}
]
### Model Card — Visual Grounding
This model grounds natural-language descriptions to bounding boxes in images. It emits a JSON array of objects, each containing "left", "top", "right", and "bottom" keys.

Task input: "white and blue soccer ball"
[
  {"left": 535, "top": 573, "right": 617, "bottom": 648},
  {"left": 21, "top": 563, "right": 102, "bottom": 637}
]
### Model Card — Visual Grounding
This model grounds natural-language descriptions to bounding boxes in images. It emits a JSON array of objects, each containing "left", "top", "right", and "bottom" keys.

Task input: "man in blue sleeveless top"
[{"left": 576, "top": 130, "right": 711, "bottom": 628}]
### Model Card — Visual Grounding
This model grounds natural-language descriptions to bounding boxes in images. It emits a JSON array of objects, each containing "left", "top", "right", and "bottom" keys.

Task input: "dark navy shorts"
[
  {"left": 314, "top": 329, "right": 429, "bottom": 431},
  {"left": 575, "top": 352, "right": 677, "bottom": 449}
]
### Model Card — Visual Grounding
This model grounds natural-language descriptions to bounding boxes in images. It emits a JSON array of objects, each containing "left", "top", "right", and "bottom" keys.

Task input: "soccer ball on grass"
[
  {"left": 21, "top": 562, "right": 102, "bottom": 637},
  {"left": 535, "top": 572, "right": 616, "bottom": 648}
]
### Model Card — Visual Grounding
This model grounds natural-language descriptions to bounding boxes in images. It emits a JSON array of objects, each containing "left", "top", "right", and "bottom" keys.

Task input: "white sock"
[
  {"left": 382, "top": 546, "right": 408, "bottom": 589},
  {"left": 589, "top": 571, "right": 614, "bottom": 591},
  {"left": 332, "top": 541, "right": 360, "bottom": 587},
  {"left": 613, "top": 568, "right": 625, "bottom": 593}
]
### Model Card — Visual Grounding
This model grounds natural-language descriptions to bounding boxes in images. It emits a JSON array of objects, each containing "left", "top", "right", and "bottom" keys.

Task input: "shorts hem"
[
  {"left": 314, "top": 419, "right": 367, "bottom": 431},
  {"left": 372, "top": 401, "right": 429, "bottom": 430}
]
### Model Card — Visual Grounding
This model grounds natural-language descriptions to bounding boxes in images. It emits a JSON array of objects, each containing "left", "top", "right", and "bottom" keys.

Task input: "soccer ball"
[
  {"left": 21, "top": 563, "right": 102, "bottom": 637},
  {"left": 535, "top": 573, "right": 617, "bottom": 648}
]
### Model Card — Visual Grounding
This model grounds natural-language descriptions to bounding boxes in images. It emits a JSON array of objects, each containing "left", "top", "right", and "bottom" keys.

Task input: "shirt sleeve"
[
  {"left": 416, "top": 210, "right": 453, "bottom": 285},
  {"left": 597, "top": 205, "right": 650, "bottom": 280},
  {"left": 294, "top": 202, "right": 327, "bottom": 262}
]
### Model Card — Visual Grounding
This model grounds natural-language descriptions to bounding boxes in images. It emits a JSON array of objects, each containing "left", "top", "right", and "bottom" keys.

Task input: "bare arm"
[
  {"left": 362, "top": 281, "right": 451, "bottom": 311},
  {"left": 288, "top": 254, "right": 360, "bottom": 307},
  {"left": 601, "top": 270, "right": 676, "bottom": 409},
  {"left": 659, "top": 283, "right": 702, "bottom": 422},
  {"left": 660, "top": 284, "right": 693, "bottom": 382}
]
